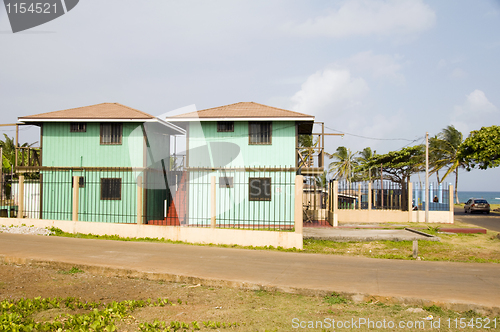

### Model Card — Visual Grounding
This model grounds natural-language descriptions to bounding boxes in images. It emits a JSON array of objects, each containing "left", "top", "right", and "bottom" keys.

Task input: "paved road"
[
  {"left": 454, "top": 206, "right": 500, "bottom": 232},
  {"left": 0, "top": 233, "right": 499, "bottom": 311}
]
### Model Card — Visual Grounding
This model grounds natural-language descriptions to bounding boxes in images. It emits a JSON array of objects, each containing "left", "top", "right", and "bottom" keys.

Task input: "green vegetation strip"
[
  {"left": 0, "top": 296, "right": 239, "bottom": 332},
  {"left": 48, "top": 227, "right": 500, "bottom": 263}
]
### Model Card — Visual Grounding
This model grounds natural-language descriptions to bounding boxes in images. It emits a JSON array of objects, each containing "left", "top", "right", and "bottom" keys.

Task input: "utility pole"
[
  {"left": 425, "top": 132, "right": 429, "bottom": 223},
  {"left": 0, "top": 147, "right": 2, "bottom": 201},
  {"left": 380, "top": 163, "right": 383, "bottom": 209}
]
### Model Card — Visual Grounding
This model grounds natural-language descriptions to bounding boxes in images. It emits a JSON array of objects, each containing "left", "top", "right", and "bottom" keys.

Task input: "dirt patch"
[{"left": 1, "top": 264, "right": 498, "bottom": 331}]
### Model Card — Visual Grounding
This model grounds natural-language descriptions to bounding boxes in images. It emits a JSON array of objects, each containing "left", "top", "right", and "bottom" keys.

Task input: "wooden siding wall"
[
  {"left": 187, "top": 170, "right": 295, "bottom": 226},
  {"left": 41, "top": 170, "right": 137, "bottom": 223},
  {"left": 42, "top": 122, "right": 144, "bottom": 167},
  {"left": 188, "top": 121, "right": 296, "bottom": 168}
]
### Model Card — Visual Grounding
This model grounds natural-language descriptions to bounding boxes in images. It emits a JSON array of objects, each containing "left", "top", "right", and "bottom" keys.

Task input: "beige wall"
[
  {"left": 0, "top": 218, "right": 303, "bottom": 250},
  {"left": 338, "top": 209, "right": 453, "bottom": 224}
]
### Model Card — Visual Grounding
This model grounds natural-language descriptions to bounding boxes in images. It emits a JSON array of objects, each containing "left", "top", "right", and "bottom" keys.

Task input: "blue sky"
[{"left": 1, "top": 0, "right": 499, "bottom": 192}]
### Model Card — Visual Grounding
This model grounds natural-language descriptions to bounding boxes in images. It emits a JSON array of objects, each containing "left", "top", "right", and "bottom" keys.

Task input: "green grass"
[{"left": 57, "top": 267, "right": 84, "bottom": 275}]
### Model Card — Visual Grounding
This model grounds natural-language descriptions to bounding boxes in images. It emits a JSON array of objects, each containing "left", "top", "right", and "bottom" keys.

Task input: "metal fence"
[
  {"left": 337, "top": 180, "right": 407, "bottom": 211},
  {"left": 413, "top": 182, "right": 450, "bottom": 211},
  {"left": 302, "top": 178, "right": 328, "bottom": 224},
  {"left": 335, "top": 180, "right": 450, "bottom": 211},
  {"left": 185, "top": 168, "right": 296, "bottom": 230},
  {"left": 1, "top": 167, "right": 297, "bottom": 231}
]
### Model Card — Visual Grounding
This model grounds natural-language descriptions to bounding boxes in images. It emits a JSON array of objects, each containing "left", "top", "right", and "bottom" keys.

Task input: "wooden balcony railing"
[{"left": 15, "top": 147, "right": 41, "bottom": 169}]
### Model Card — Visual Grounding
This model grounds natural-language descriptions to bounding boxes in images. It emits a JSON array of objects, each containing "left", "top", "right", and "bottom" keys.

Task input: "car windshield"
[{"left": 474, "top": 199, "right": 488, "bottom": 204}]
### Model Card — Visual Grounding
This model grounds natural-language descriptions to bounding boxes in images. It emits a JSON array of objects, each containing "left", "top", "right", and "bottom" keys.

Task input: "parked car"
[{"left": 464, "top": 198, "right": 490, "bottom": 214}]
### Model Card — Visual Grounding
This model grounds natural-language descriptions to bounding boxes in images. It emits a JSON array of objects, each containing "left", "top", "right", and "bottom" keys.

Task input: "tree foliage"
[
  {"left": 429, "top": 125, "right": 465, "bottom": 203},
  {"left": 353, "top": 147, "right": 378, "bottom": 181},
  {"left": 366, "top": 145, "right": 425, "bottom": 184},
  {"left": 458, "top": 125, "right": 500, "bottom": 170},
  {"left": 327, "top": 146, "right": 358, "bottom": 182}
]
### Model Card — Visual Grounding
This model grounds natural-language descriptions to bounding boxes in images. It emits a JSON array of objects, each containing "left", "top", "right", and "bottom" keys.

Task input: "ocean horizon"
[{"left": 456, "top": 191, "right": 500, "bottom": 204}]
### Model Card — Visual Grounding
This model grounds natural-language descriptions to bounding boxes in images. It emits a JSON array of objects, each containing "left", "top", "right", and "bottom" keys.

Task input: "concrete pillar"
[
  {"left": 294, "top": 175, "right": 303, "bottom": 234},
  {"left": 449, "top": 184, "right": 454, "bottom": 224},
  {"left": 332, "top": 180, "right": 338, "bottom": 227},
  {"left": 211, "top": 176, "right": 216, "bottom": 228},
  {"left": 137, "top": 175, "right": 143, "bottom": 225},
  {"left": 72, "top": 176, "right": 79, "bottom": 221},
  {"left": 18, "top": 175, "right": 24, "bottom": 218},
  {"left": 408, "top": 182, "right": 413, "bottom": 222}
]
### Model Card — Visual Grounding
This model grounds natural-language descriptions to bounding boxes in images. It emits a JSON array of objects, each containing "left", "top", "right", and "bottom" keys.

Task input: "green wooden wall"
[
  {"left": 188, "top": 121, "right": 296, "bottom": 168},
  {"left": 40, "top": 122, "right": 171, "bottom": 223},
  {"left": 41, "top": 170, "right": 137, "bottom": 223},
  {"left": 187, "top": 170, "right": 295, "bottom": 227},
  {"left": 42, "top": 122, "right": 144, "bottom": 167}
]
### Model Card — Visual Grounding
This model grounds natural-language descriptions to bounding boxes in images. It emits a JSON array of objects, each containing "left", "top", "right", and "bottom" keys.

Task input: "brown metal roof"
[
  {"left": 170, "top": 102, "right": 314, "bottom": 119},
  {"left": 19, "top": 103, "right": 155, "bottom": 120}
]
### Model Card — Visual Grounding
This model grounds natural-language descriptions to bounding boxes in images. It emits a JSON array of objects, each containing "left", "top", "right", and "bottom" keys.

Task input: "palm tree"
[
  {"left": 429, "top": 125, "right": 465, "bottom": 203},
  {"left": 326, "top": 146, "right": 358, "bottom": 182},
  {"left": 353, "top": 147, "right": 378, "bottom": 181},
  {"left": 0, "top": 134, "right": 17, "bottom": 173}
]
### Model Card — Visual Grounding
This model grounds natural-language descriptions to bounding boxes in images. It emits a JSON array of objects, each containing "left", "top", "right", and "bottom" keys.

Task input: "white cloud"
[
  {"left": 291, "top": 68, "right": 369, "bottom": 116},
  {"left": 346, "top": 51, "right": 405, "bottom": 83},
  {"left": 449, "top": 68, "right": 467, "bottom": 79},
  {"left": 288, "top": 0, "right": 436, "bottom": 38},
  {"left": 451, "top": 90, "right": 499, "bottom": 134}
]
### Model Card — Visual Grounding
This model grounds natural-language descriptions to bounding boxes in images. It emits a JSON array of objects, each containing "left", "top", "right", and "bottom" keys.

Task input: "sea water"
[{"left": 456, "top": 191, "right": 500, "bottom": 204}]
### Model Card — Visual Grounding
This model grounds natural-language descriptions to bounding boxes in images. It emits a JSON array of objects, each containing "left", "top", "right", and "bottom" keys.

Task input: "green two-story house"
[
  {"left": 168, "top": 102, "right": 318, "bottom": 228},
  {"left": 18, "top": 103, "right": 184, "bottom": 223}
]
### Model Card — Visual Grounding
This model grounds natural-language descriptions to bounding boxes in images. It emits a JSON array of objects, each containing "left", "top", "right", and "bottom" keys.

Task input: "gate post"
[
  {"left": 294, "top": 175, "right": 303, "bottom": 234},
  {"left": 72, "top": 176, "right": 79, "bottom": 222},
  {"left": 408, "top": 182, "right": 413, "bottom": 222},
  {"left": 332, "top": 180, "right": 338, "bottom": 227},
  {"left": 18, "top": 175, "right": 24, "bottom": 218},
  {"left": 449, "top": 184, "right": 454, "bottom": 224},
  {"left": 136, "top": 175, "right": 143, "bottom": 225},
  {"left": 211, "top": 176, "right": 216, "bottom": 228}
]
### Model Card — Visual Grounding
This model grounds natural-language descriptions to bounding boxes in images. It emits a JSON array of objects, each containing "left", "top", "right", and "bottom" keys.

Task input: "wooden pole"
[
  {"left": 0, "top": 147, "right": 3, "bottom": 201},
  {"left": 72, "top": 176, "right": 79, "bottom": 221},
  {"left": 425, "top": 132, "right": 429, "bottom": 223},
  {"left": 380, "top": 164, "right": 384, "bottom": 209},
  {"left": 211, "top": 176, "right": 216, "bottom": 228},
  {"left": 18, "top": 175, "right": 24, "bottom": 218},
  {"left": 15, "top": 124, "right": 19, "bottom": 169},
  {"left": 137, "top": 175, "right": 143, "bottom": 225}
]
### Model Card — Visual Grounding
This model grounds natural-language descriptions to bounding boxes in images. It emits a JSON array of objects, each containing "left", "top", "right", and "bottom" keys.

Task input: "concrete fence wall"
[
  {"left": 0, "top": 218, "right": 303, "bottom": 249},
  {"left": 1, "top": 175, "right": 305, "bottom": 249},
  {"left": 329, "top": 181, "right": 454, "bottom": 224}
]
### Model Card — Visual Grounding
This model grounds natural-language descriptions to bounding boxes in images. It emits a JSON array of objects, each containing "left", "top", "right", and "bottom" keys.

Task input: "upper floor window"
[
  {"left": 100, "top": 123, "right": 122, "bottom": 145},
  {"left": 217, "top": 121, "right": 234, "bottom": 132},
  {"left": 70, "top": 122, "right": 86, "bottom": 132},
  {"left": 249, "top": 121, "right": 272, "bottom": 145}
]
